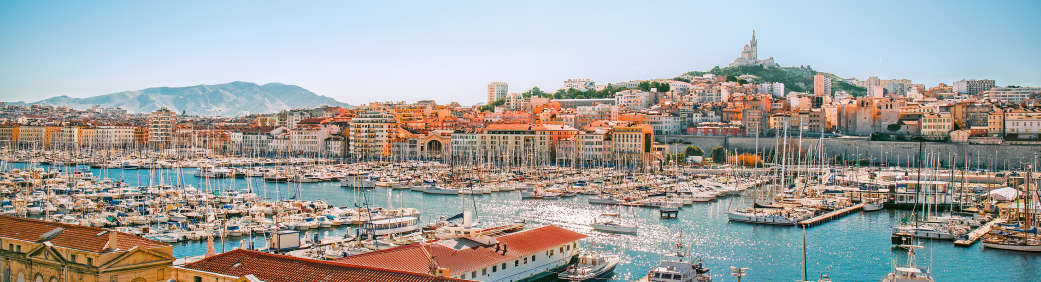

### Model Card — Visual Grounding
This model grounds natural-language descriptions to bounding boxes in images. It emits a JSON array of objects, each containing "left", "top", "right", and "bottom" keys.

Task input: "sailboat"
[{"left": 981, "top": 168, "right": 1041, "bottom": 252}]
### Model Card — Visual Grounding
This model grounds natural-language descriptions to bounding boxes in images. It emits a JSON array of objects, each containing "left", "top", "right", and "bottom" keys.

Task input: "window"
[
  {"left": 492, "top": 266, "right": 497, "bottom": 272},
  {"left": 110, "top": 276, "right": 117, "bottom": 282},
  {"left": 515, "top": 260, "right": 519, "bottom": 267},
  {"left": 14, "top": 246, "right": 19, "bottom": 252},
  {"left": 194, "top": 277, "right": 202, "bottom": 282},
  {"left": 502, "top": 263, "right": 506, "bottom": 270},
  {"left": 532, "top": 255, "right": 536, "bottom": 262},
  {"left": 158, "top": 269, "right": 165, "bottom": 280},
  {"left": 482, "top": 268, "right": 487, "bottom": 276},
  {"left": 471, "top": 271, "right": 476, "bottom": 279},
  {"left": 87, "top": 257, "right": 93, "bottom": 266}
]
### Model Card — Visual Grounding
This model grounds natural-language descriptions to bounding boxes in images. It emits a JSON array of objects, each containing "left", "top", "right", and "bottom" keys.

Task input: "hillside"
[
  {"left": 7, "top": 81, "right": 353, "bottom": 115},
  {"left": 685, "top": 65, "right": 866, "bottom": 96}
]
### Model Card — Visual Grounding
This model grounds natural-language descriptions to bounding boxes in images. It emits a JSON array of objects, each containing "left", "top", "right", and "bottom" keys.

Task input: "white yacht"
[{"left": 644, "top": 242, "right": 712, "bottom": 282}]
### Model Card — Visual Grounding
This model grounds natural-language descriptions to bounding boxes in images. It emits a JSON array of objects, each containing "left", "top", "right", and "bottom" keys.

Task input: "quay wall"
[{"left": 659, "top": 135, "right": 1041, "bottom": 170}]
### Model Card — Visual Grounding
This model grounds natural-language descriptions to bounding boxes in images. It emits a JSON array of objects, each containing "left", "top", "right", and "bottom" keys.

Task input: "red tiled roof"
[
  {"left": 0, "top": 215, "right": 167, "bottom": 253},
  {"left": 337, "top": 225, "right": 585, "bottom": 275},
  {"left": 184, "top": 249, "right": 470, "bottom": 282}
]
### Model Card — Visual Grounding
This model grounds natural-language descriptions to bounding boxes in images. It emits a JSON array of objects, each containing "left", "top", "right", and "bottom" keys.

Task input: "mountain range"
[{"left": 7, "top": 81, "right": 353, "bottom": 116}]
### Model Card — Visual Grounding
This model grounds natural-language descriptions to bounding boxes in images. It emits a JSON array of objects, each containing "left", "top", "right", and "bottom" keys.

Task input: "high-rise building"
[
  {"left": 814, "top": 74, "right": 831, "bottom": 96},
  {"left": 953, "top": 79, "right": 996, "bottom": 96},
  {"left": 148, "top": 107, "right": 176, "bottom": 148},
  {"left": 487, "top": 82, "right": 508, "bottom": 105},
  {"left": 758, "top": 82, "right": 784, "bottom": 97},
  {"left": 349, "top": 110, "right": 397, "bottom": 158},
  {"left": 866, "top": 76, "right": 881, "bottom": 97}
]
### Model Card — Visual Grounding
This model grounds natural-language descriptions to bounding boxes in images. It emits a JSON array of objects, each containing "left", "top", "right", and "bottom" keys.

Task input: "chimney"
[{"left": 108, "top": 231, "right": 119, "bottom": 251}]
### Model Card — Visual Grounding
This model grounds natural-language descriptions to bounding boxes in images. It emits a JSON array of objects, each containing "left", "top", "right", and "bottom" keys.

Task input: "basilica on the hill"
[{"left": 729, "top": 30, "right": 779, "bottom": 67}]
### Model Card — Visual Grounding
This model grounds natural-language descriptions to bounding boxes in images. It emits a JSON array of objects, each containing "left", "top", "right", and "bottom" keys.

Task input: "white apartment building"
[
  {"left": 614, "top": 90, "right": 650, "bottom": 110},
  {"left": 562, "top": 79, "right": 595, "bottom": 91},
  {"left": 487, "top": 82, "right": 508, "bottom": 105},
  {"left": 758, "top": 82, "right": 785, "bottom": 97},
  {"left": 865, "top": 76, "right": 881, "bottom": 97},
  {"left": 81, "top": 126, "right": 134, "bottom": 149},
  {"left": 1004, "top": 108, "right": 1041, "bottom": 134},
  {"left": 290, "top": 126, "right": 329, "bottom": 154},
  {"left": 646, "top": 114, "right": 683, "bottom": 135},
  {"left": 50, "top": 127, "right": 81, "bottom": 149},
  {"left": 982, "top": 86, "right": 1041, "bottom": 103},
  {"left": 614, "top": 80, "right": 642, "bottom": 90},
  {"left": 668, "top": 81, "right": 693, "bottom": 93}
]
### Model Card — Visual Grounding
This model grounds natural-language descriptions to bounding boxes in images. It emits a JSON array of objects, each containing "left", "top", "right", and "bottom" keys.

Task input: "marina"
[{"left": 1, "top": 154, "right": 1039, "bottom": 282}]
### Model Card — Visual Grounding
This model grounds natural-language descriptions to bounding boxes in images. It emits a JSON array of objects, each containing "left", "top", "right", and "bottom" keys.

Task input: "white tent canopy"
[{"left": 988, "top": 187, "right": 1018, "bottom": 201}]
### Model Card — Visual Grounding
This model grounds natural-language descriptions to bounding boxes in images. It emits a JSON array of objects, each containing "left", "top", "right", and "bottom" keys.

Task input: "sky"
[{"left": 0, "top": 0, "right": 1039, "bottom": 105}]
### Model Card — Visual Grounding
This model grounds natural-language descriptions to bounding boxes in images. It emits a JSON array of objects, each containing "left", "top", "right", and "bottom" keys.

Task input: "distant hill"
[
  {"left": 7, "top": 81, "right": 353, "bottom": 115},
  {"left": 684, "top": 65, "right": 866, "bottom": 96}
]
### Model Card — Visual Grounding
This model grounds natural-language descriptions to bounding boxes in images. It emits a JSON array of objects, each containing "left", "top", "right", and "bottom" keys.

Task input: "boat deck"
[
  {"left": 798, "top": 203, "right": 865, "bottom": 227},
  {"left": 954, "top": 217, "right": 1006, "bottom": 247}
]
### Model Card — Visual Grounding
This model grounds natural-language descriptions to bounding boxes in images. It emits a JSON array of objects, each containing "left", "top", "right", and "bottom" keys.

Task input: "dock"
[
  {"left": 798, "top": 203, "right": 865, "bottom": 227},
  {"left": 954, "top": 217, "right": 1005, "bottom": 247}
]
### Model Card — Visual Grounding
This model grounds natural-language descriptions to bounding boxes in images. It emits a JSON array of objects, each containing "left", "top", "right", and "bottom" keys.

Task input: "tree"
[
  {"left": 637, "top": 81, "right": 652, "bottom": 92},
  {"left": 887, "top": 123, "right": 901, "bottom": 132},
  {"left": 479, "top": 98, "right": 505, "bottom": 112},
  {"left": 711, "top": 145, "right": 727, "bottom": 163},
  {"left": 726, "top": 75, "right": 738, "bottom": 82},
  {"left": 685, "top": 145, "right": 704, "bottom": 157}
]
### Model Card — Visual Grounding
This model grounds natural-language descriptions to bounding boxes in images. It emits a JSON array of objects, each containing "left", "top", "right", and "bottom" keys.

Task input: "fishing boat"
[{"left": 558, "top": 251, "right": 620, "bottom": 281}]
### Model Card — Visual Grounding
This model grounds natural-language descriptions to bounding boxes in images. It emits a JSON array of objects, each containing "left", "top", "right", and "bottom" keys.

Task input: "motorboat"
[
  {"left": 591, "top": 219, "right": 637, "bottom": 234},
  {"left": 644, "top": 242, "right": 711, "bottom": 282},
  {"left": 558, "top": 251, "right": 620, "bottom": 281},
  {"left": 882, "top": 244, "right": 934, "bottom": 282}
]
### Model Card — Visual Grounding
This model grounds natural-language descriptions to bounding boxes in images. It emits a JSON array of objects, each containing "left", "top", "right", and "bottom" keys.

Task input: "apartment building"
[
  {"left": 148, "top": 108, "right": 176, "bottom": 148},
  {"left": 349, "top": 111, "right": 397, "bottom": 158}
]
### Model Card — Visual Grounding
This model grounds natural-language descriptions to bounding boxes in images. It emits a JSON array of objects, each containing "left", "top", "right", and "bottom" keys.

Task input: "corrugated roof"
[
  {"left": 0, "top": 215, "right": 167, "bottom": 253},
  {"left": 184, "top": 249, "right": 470, "bottom": 282}
]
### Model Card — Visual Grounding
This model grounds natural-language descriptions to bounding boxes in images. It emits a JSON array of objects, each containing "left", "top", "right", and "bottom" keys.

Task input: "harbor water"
[{"left": 12, "top": 164, "right": 1041, "bottom": 281}]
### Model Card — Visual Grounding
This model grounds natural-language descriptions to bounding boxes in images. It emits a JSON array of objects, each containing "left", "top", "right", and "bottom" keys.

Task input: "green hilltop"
[{"left": 683, "top": 65, "right": 866, "bottom": 97}]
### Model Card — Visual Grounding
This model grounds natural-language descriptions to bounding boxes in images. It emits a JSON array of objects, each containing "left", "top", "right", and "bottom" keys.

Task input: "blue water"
[{"left": 7, "top": 163, "right": 1040, "bottom": 281}]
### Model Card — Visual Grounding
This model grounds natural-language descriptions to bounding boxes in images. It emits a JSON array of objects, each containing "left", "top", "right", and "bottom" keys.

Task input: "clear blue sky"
[{"left": 1, "top": 0, "right": 1038, "bottom": 105}]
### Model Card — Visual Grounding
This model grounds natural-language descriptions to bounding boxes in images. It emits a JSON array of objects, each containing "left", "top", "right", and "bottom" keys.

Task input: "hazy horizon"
[{"left": 1, "top": 0, "right": 1039, "bottom": 105}]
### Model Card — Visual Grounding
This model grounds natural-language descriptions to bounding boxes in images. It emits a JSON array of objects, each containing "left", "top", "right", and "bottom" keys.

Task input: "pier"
[
  {"left": 954, "top": 217, "right": 1006, "bottom": 247},
  {"left": 797, "top": 203, "right": 865, "bottom": 227}
]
